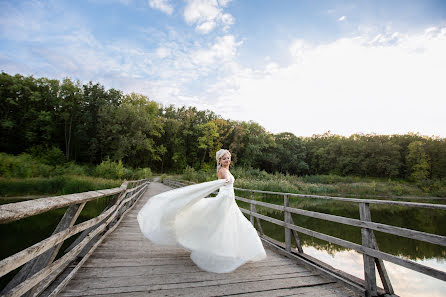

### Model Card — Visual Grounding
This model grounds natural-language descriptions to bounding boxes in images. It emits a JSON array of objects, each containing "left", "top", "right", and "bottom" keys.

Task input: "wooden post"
[
  {"left": 250, "top": 191, "right": 255, "bottom": 226},
  {"left": 372, "top": 232, "right": 394, "bottom": 294},
  {"left": 290, "top": 216, "right": 304, "bottom": 253},
  {"left": 284, "top": 195, "right": 291, "bottom": 253},
  {"left": 359, "top": 202, "right": 378, "bottom": 297}
]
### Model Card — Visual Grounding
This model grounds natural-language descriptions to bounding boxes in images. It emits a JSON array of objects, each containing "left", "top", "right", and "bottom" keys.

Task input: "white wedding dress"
[{"left": 137, "top": 173, "right": 267, "bottom": 273}]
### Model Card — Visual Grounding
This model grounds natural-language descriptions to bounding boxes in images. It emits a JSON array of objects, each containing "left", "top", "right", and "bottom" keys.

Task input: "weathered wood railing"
[
  {"left": 163, "top": 179, "right": 446, "bottom": 297},
  {"left": 0, "top": 179, "right": 150, "bottom": 297}
]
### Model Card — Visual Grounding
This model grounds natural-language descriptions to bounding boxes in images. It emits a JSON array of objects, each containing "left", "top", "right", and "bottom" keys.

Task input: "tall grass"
[
  {"left": 0, "top": 153, "right": 152, "bottom": 197},
  {"left": 0, "top": 176, "right": 121, "bottom": 198},
  {"left": 181, "top": 166, "right": 446, "bottom": 198}
]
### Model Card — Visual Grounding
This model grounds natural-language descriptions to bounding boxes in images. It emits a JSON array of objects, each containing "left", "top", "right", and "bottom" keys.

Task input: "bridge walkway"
[{"left": 59, "top": 182, "right": 357, "bottom": 297}]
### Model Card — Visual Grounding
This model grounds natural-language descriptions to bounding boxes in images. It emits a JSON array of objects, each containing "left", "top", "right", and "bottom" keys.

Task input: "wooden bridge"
[{"left": 0, "top": 179, "right": 445, "bottom": 297}]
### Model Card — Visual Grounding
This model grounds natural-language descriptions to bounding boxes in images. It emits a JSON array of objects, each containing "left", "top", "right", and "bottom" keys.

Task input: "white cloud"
[
  {"left": 208, "top": 27, "right": 446, "bottom": 137},
  {"left": 192, "top": 35, "right": 240, "bottom": 66},
  {"left": 148, "top": 0, "right": 174, "bottom": 15},
  {"left": 338, "top": 15, "right": 346, "bottom": 22},
  {"left": 183, "top": 0, "right": 233, "bottom": 34}
]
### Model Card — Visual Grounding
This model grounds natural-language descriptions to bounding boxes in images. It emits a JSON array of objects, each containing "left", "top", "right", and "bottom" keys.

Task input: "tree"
[
  {"left": 198, "top": 121, "right": 220, "bottom": 166},
  {"left": 406, "top": 141, "right": 430, "bottom": 182},
  {"left": 275, "top": 132, "right": 308, "bottom": 175},
  {"left": 59, "top": 78, "right": 82, "bottom": 161}
]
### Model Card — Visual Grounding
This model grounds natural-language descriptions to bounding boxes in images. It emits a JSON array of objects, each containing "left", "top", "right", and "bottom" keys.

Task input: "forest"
[{"left": 1, "top": 72, "right": 445, "bottom": 185}]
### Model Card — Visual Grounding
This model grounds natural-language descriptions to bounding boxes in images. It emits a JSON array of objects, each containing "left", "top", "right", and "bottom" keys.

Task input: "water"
[{"left": 235, "top": 192, "right": 446, "bottom": 297}]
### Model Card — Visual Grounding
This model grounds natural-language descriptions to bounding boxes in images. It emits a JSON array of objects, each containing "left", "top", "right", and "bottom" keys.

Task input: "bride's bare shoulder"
[{"left": 217, "top": 168, "right": 228, "bottom": 179}]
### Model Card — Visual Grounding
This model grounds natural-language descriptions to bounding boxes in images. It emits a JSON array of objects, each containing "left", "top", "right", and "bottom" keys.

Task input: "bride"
[{"left": 137, "top": 149, "right": 267, "bottom": 273}]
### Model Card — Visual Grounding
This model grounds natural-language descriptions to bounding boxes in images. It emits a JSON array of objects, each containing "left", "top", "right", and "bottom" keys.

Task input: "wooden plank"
[
  {"left": 72, "top": 261, "right": 304, "bottom": 279},
  {"left": 260, "top": 236, "right": 366, "bottom": 296},
  {"left": 67, "top": 270, "right": 317, "bottom": 290},
  {"left": 59, "top": 275, "right": 334, "bottom": 296},
  {"left": 234, "top": 283, "right": 357, "bottom": 297}
]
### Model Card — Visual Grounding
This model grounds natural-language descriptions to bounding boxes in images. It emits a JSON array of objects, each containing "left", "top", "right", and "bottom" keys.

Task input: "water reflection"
[
  {"left": 235, "top": 193, "right": 446, "bottom": 297},
  {"left": 303, "top": 246, "right": 446, "bottom": 297}
]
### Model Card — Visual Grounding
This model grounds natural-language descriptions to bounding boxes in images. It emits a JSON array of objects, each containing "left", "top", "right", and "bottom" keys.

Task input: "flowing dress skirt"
[{"left": 137, "top": 179, "right": 266, "bottom": 273}]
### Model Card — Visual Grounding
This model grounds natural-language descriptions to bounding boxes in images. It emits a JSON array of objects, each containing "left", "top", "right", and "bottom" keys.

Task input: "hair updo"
[{"left": 216, "top": 149, "right": 231, "bottom": 173}]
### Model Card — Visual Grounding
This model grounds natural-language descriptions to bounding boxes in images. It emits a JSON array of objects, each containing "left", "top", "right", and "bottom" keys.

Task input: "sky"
[{"left": 1, "top": 0, "right": 446, "bottom": 137}]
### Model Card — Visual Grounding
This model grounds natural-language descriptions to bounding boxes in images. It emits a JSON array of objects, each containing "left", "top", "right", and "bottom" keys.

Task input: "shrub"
[
  {"left": 182, "top": 166, "right": 198, "bottom": 182},
  {"left": 28, "top": 145, "right": 65, "bottom": 166},
  {"left": 0, "top": 153, "right": 52, "bottom": 178},
  {"left": 133, "top": 168, "right": 153, "bottom": 179},
  {"left": 95, "top": 159, "right": 125, "bottom": 179}
]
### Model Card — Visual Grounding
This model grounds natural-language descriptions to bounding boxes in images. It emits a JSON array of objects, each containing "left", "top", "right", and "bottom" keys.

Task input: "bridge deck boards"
[{"left": 59, "top": 182, "right": 357, "bottom": 297}]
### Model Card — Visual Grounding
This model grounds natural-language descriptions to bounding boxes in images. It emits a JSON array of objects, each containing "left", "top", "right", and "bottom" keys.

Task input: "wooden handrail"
[
  {"left": 0, "top": 186, "right": 125, "bottom": 224},
  {"left": 235, "top": 196, "right": 446, "bottom": 247},
  {"left": 0, "top": 179, "right": 150, "bottom": 297},
  {"left": 233, "top": 187, "right": 446, "bottom": 209}
]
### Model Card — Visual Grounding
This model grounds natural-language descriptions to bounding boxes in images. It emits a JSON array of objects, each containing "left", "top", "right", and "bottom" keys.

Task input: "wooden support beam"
[
  {"left": 250, "top": 191, "right": 255, "bottom": 226},
  {"left": 284, "top": 195, "right": 291, "bottom": 253},
  {"left": 372, "top": 232, "right": 394, "bottom": 295},
  {"left": 359, "top": 203, "right": 377, "bottom": 297},
  {"left": 290, "top": 216, "right": 304, "bottom": 253}
]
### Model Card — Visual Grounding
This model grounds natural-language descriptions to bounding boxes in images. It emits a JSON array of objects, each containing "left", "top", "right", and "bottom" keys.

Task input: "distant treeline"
[{"left": 1, "top": 72, "right": 445, "bottom": 181}]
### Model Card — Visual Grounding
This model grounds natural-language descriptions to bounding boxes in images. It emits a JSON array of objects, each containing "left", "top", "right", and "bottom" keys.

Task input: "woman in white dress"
[{"left": 137, "top": 149, "right": 267, "bottom": 273}]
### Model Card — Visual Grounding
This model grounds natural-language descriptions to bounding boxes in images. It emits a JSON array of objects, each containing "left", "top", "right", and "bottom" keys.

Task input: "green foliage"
[
  {"left": 0, "top": 153, "right": 151, "bottom": 184},
  {"left": 182, "top": 166, "right": 198, "bottom": 181},
  {"left": 132, "top": 167, "right": 153, "bottom": 179},
  {"left": 406, "top": 141, "right": 430, "bottom": 183},
  {"left": 28, "top": 145, "right": 66, "bottom": 166},
  {"left": 1, "top": 72, "right": 445, "bottom": 185},
  {"left": 180, "top": 166, "right": 443, "bottom": 197},
  {"left": 94, "top": 159, "right": 125, "bottom": 179},
  {"left": 0, "top": 153, "right": 52, "bottom": 178}
]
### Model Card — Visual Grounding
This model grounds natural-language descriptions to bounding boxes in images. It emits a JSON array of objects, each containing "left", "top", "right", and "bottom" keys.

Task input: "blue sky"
[{"left": 1, "top": 0, "right": 445, "bottom": 137}]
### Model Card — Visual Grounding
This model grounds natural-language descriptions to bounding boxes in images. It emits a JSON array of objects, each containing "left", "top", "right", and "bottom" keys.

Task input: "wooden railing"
[
  {"left": 163, "top": 179, "right": 446, "bottom": 297},
  {"left": 0, "top": 179, "right": 150, "bottom": 297}
]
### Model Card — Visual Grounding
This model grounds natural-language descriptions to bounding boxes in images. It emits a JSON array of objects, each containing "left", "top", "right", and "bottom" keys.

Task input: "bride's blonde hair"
[{"left": 216, "top": 149, "right": 231, "bottom": 173}]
